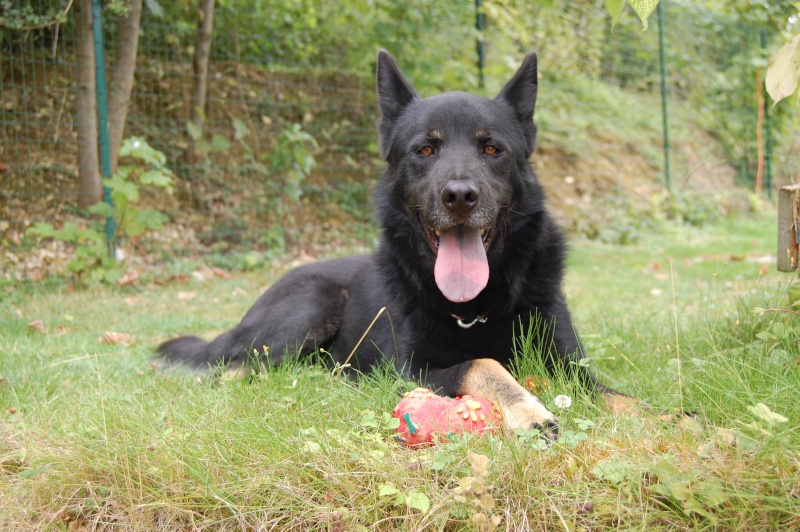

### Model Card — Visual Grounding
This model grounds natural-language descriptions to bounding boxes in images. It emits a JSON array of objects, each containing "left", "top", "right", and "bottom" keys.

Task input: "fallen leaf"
[
  {"left": 99, "top": 331, "right": 134, "bottom": 346},
  {"left": 211, "top": 266, "right": 230, "bottom": 278},
  {"left": 467, "top": 451, "right": 491, "bottom": 478},
  {"left": 28, "top": 320, "right": 46, "bottom": 334},
  {"left": 232, "top": 286, "right": 248, "bottom": 296},
  {"left": 116, "top": 270, "right": 140, "bottom": 286},
  {"left": 330, "top": 511, "right": 345, "bottom": 532},
  {"left": 195, "top": 264, "right": 231, "bottom": 280},
  {"left": 194, "top": 264, "right": 215, "bottom": 280},
  {"left": 604, "top": 393, "right": 641, "bottom": 415},
  {"left": 177, "top": 291, "right": 196, "bottom": 301},
  {"left": 678, "top": 415, "right": 705, "bottom": 437},
  {"left": 289, "top": 250, "right": 317, "bottom": 268},
  {"left": 55, "top": 325, "right": 68, "bottom": 335},
  {"left": 714, "top": 428, "right": 738, "bottom": 447}
]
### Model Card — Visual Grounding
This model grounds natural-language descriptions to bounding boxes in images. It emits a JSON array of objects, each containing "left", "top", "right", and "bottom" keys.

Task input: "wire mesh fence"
[{"left": 1, "top": 0, "right": 798, "bottom": 282}]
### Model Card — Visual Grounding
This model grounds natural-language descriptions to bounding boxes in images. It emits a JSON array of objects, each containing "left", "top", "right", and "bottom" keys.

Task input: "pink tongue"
[{"left": 434, "top": 226, "right": 489, "bottom": 303}]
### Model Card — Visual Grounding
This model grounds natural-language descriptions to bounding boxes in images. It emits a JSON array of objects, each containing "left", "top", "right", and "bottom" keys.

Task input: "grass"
[{"left": 1, "top": 208, "right": 799, "bottom": 530}]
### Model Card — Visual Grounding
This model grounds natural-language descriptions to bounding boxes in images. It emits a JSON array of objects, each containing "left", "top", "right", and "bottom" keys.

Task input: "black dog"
[{"left": 157, "top": 51, "right": 624, "bottom": 432}]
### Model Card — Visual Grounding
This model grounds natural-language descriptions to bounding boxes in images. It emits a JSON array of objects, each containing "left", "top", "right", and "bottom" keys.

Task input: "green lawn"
[{"left": 1, "top": 209, "right": 799, "bottom": 530}]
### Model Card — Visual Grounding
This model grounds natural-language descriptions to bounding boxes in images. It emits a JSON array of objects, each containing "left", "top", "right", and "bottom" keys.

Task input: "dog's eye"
[
  {"left": 419, "top": 146, "right": 434, "bottom": 156},
  {"left": 483, "top": 145, "right": 498, "bottom": 155}
]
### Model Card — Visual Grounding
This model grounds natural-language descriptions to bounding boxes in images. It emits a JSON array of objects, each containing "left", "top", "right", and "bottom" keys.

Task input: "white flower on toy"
[{"left": 554, "top": 394, "right": 572, "bottom": 409}]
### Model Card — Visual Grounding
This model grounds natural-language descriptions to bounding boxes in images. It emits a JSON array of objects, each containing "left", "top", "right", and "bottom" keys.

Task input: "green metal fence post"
[
  {"left": 657, "top": 1, "right": 671, "bottom": 189},
  {"left": 761, "top": 28, "right": 773, "bottom": 198},
  {"left": 91, "top": 0, "right": 116, "bottom": 256},
  {"left": 476, "top": 0, "right": 485, "bottom": 90}
]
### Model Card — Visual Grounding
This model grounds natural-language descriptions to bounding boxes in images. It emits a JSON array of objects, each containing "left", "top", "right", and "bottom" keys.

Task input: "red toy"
[{"left": 392, "top": 387, "right": 503, "bottom": 446}]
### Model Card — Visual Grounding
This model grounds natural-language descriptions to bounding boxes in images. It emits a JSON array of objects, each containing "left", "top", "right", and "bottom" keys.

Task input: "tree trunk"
[
  {"left": 107, "top": 0, "right": 144, "bottom": 174},
  {"left": 186, "top": 0, "right": 216, "bottom": 204},
  {"left": 74, "top": 0, "right": 102, "bottom": 208}
]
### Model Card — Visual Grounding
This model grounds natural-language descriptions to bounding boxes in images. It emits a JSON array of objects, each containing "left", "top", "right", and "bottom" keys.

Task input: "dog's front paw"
[{"left": 501, "top": 394, "right": 559, "bottom": 439}]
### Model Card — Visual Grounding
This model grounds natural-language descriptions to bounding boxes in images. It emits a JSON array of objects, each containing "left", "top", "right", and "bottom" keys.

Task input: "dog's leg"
[{"left": 425, "top": 359, "right": 558, "bottom": 435}]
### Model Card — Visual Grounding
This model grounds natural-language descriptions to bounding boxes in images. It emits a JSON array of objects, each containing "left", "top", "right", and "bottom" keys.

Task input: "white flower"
[{"left": 554, "top": 394, "right": 572, "bottom": 409}]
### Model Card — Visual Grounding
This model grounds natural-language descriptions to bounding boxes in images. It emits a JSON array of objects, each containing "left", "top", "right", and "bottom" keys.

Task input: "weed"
[{"left": 26, "top": 137, "right": 173, "bottom": 284}]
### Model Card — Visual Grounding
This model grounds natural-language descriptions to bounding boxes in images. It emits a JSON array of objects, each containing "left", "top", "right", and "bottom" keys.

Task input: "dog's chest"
[{"left": 403, "top": 314, "right": 518, "bottom": 366}]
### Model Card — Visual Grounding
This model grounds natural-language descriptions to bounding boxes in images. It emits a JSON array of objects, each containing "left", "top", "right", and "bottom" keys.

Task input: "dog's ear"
[
  {"left": 376, "top": 49, "right": 417, "bottom": 159},
  {"left": 495, "top": 53, "right": 538, "bottom": 146}
]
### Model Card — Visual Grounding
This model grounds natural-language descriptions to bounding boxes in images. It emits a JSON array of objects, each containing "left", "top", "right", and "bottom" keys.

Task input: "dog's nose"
[{"left": 441, "top": 181, "right": 479, "bottom": 217}]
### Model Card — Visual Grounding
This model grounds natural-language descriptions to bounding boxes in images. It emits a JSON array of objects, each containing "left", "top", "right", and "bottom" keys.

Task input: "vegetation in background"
[
  {"left": 64, "top": 0, "right": 800, "bottom": 187},
  {"left": 1, "top": 0, "right": 799, "bottom": 281},
  {"left": 26, "top": 137, "right": 174, "bottom": 284}
]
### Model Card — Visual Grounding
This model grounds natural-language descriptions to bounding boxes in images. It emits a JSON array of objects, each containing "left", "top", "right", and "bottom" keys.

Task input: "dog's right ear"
[
  {"left": 376, "top": 49, "right": 417, "bottom": 159},
  {"left": 495, "top": 53, "right": 538, "bottom": 153}
]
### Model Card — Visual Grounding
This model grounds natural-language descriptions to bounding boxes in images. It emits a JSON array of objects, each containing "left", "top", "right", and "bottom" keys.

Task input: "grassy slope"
[{"left": 2, "top": 209, "right": 799, "bottom": 530}]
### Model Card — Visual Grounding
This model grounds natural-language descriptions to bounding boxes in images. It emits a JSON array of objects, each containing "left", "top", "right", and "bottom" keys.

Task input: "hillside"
[{"left": 0, "top": 58, "right": 767, "bottom": 283}]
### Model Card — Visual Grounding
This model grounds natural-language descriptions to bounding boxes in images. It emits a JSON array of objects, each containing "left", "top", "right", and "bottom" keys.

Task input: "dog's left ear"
[
  {"left": 495, "top": 53, "right": 538, "bottom": 147},
  {"left": 376, "top": 49, "right": 418, "bottom": 159}
]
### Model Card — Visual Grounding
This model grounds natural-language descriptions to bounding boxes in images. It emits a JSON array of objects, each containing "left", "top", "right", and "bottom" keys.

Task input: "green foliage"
[
  {"left": 570, "top": 188, "right": 731, "bottom": 245},
  {"left": 378, "top": 483, "right": 432, "bottom": 513},
  {"left": 254, "top": 123, "right": 319, "bottom": 253},
  {"left": 647, "top": 456, "right": 731, "bottom": 521},
  {"left": 606, "top": 0, "right": 661, "bottom": 30},
  {"left": 601, "top": 1, "right": 800, "bottom": 185},
  {"left": 484, "top": 0, "right": 607, "bottom": 85},
  {"left": 187, "top": 118, "right": 232, "bottom": 158},
  {"left": 0, "top": 0, "right": 69, "bottom": 30},
  {"left": 103, "top": 137, "right": 173, "bottom": 239},
  {"left": 26, "top": 138, "right": 173, "bottom": 284},
  {"left": 27, "top": 221, "right": 118, "bottom": 283},
  {"left": 268, "top": 123, "right": 318, "bottom": 202},
  {"left": 144, "top": 0, "right": 478, "bottom": 92}
]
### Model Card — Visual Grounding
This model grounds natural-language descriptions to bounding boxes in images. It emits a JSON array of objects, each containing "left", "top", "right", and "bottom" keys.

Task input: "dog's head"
[{"left": 374, "top": 50, "right": 542, "bottom": 304}]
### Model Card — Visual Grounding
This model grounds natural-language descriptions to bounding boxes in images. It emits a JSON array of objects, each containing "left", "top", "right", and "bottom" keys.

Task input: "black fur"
[{"left": 157, "top": 50, "right": 608, "bottom": 405}]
